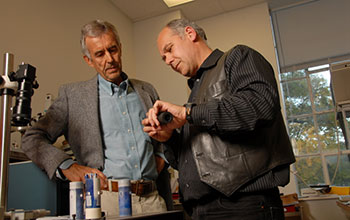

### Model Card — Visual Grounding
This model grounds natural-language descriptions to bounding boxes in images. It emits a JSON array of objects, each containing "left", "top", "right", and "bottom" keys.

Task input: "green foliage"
[
  {"left": 295, "top": 157, "right": 324, "bottom": 189},
  {"left": 281, "top": 68, "right": 350, "bottom": 189}
]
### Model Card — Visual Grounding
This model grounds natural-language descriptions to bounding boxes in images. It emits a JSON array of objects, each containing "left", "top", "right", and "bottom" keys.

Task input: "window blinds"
[{"left": 271, "top": 0, "right": 350, "bottom": 73}]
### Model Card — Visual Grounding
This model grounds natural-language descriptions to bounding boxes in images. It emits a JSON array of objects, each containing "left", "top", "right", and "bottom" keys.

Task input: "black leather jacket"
[{"left": 187, "top": 48, "right": 295, "bottom": 196}]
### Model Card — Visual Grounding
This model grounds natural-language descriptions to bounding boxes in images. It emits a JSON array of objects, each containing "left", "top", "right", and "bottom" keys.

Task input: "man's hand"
[
  {"left": 61, "top": 163, "right": 108, "bottom": 189},
  {"left": 142, "top": 123, "right": 174, "bottom": 142},
  {"left": 142, "top": 100, "right": 187, "bottom": 142}
]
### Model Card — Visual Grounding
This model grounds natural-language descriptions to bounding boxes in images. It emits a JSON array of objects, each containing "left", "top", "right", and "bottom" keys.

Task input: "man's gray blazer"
[
  {"left": 22, "top": 77, "right": 160, "bottom": 178},
  {"left": 21, "top": 75, "right": 173, "bottom": 209},
  {"left": 22, "top": 77, "right": 161, "bottom": 178},
  {"left": 22, "top": 76, "right": 172, "bottom": 209}
]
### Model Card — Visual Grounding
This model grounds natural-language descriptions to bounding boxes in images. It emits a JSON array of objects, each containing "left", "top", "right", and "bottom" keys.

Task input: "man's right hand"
[
  {"left": 142, "top": 100, "right": 187, "bottom": 142},
  {"left": 61, "top": 163, "right": 108, "bottom": 189}
]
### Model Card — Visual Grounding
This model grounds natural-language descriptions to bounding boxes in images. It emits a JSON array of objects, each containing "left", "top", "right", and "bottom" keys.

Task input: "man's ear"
[
  {"left": 184, "top": 26, "right": 197, "bottom": 42},
  {"left": 83, "top": 55, "right": 94, "bottom": 68}
]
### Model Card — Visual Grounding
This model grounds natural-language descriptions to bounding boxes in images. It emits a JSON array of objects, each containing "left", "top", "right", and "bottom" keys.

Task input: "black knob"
[{"left": 157, "top": 112, "right": 173, "bottom": 125}]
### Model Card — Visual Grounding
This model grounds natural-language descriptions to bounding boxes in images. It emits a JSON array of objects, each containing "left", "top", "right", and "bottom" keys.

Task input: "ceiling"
[{"left": 109, "top": 0, "right": 307, "bottom": 22}]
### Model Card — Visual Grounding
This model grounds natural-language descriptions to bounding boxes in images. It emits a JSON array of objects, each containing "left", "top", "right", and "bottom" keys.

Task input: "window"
[{"left": 280, "top": 62, "right": 350, "bottom": 193}]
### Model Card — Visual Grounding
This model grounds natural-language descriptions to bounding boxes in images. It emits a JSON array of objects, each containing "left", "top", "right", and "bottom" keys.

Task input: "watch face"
[
  {"left": 186, "top": 106, "right": 191, "bottom": 115},
  {"left": 185, "top": 103, "right": 195, "bottom": 123}
]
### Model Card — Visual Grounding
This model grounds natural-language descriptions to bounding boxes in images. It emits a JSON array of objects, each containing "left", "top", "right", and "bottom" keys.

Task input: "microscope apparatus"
[{"left": 0, "top": 53, "right": 39, "bottom": 218}]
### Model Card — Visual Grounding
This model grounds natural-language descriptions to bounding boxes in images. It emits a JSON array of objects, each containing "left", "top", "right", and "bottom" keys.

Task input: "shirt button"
[
  {"left": 185, "top": 183, "right": 190, "bottom": 188},
  {"left": 122, "top": 112, "right": 126, "bottom": 115},
  {"left": 119, "top": 95, "right": 122, "bottom": 99},
  {"left": 131, "top": 146, "right": 135, "bottom": 150},
  {"left": 202, "top": 120, "right": 206, "bottom": 124},
  {"left": 128, "top": 129, "right": 131, "bottom": 133},
  {"left": 134, "top": 164, "right": 138, "bottom": 168},
  {"left": 184, "top": 159, "right": 188, "bottom": 163}
]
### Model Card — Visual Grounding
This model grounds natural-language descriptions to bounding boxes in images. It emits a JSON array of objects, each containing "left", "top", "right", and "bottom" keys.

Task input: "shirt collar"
[
  {"left": 187, "top": 49, "right": 224, "bottom": 89},
  {"left": 98, "top": 72, "right": 129, "bottom": 96}
]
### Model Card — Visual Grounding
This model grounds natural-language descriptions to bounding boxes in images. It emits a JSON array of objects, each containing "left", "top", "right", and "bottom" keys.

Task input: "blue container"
[
  {"left": 85, "top": 173, "right": 101, "bottom": 219},
  {"left": 85, "top": 173, "right": 101, "bottom": 209},
  {"left": 118, "top": 179, "right": 132, "bottom": 216},
  {"left": 69, "top": 181, "right": 84, "bottom": 219}
]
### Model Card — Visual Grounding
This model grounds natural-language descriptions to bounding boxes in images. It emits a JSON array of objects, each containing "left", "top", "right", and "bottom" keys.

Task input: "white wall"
[
  {"left": 133, "top": 11, "right": 188, "bottom": 105},
  {"left": 197, "top": 3, "right": 278, "bottom": 75},
  {"left": 0, "top": 0, "right": 134, "bottom": 116}
]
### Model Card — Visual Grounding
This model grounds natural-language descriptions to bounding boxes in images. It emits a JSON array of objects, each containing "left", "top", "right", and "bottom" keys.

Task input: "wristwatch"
[{"left": 184, "top": 103, "right": 196, "bottom": 124}]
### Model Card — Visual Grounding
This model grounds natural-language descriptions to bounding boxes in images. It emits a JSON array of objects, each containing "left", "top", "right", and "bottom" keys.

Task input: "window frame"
[{"left": 280, "top": 62, "right": 350, "bottom": 191}]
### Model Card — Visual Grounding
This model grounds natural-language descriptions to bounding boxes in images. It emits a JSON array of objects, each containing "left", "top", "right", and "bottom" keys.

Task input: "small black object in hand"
[{"left": 157, "top": 112, "right": 173, "bottom": 125}]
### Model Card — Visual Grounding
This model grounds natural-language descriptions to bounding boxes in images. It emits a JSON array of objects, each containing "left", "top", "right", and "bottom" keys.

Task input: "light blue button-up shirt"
[{"left": 98, "top": 74, "right": 158, "bottom": 181}]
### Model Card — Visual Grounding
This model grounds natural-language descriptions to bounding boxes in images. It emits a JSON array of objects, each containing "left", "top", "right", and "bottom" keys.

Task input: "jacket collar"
[{"left": 188, "top": 49, "right": 224, "bottom": 89}]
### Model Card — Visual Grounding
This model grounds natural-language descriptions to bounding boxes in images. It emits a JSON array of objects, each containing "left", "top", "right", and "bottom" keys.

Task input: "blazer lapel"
[
  {"left": 80, "top": 75, "right": 104, "bottom": 152},
  {"left": 130, "top": 80, "right": 153, "bottom": 112}
]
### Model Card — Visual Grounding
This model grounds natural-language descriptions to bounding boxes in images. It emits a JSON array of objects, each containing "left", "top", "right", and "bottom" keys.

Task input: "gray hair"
[
  {"left": 166, "top": 18, "right": 207, "bottom": 42},
  {"left": 80, "top": 20, "right": 121, "bottom": 58}
]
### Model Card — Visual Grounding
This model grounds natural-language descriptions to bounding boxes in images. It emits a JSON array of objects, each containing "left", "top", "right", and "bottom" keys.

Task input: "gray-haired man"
[{"left": 22, "top": 20, "right": 172, "bottom": 216}]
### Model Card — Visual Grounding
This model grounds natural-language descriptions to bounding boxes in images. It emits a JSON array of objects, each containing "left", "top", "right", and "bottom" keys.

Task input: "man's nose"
[
  {"left": 165, "top": 55, "right": 173, "bottom": 65},
  {"left": 106, "top": 51, "right": 114, "bottom": 62}
]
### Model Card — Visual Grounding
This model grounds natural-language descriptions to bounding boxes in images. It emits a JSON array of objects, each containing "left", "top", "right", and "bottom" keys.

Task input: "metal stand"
[
  {"left": 0, "top": 54, "right": 39, "bottom": 220},
  {"left": 0, "top": 53, "right": 17, "bottom": 220}
]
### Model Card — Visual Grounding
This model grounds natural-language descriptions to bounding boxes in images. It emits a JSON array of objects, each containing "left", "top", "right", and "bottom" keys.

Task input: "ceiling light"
[{"left": 163, "top": 0, "right": 195, "bottom": 8}]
